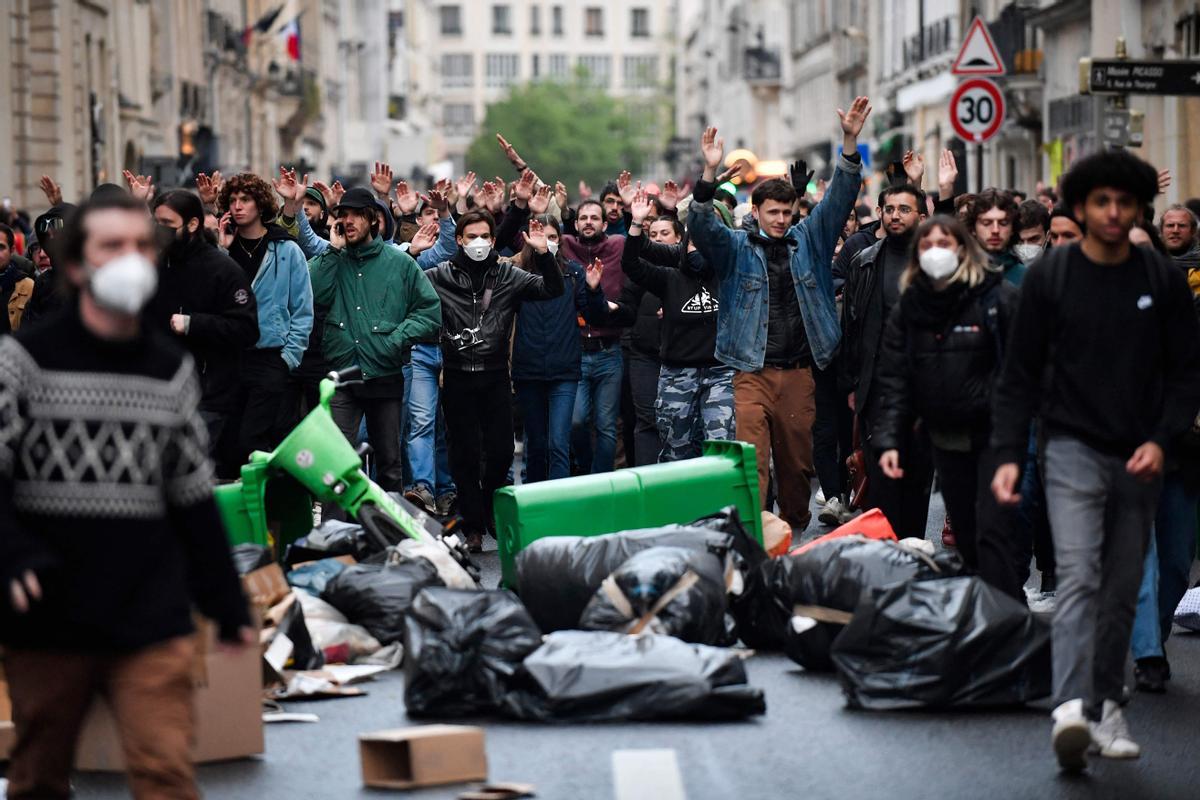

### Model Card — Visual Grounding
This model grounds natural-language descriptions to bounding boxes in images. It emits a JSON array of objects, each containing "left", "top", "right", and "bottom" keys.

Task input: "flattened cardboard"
[
  {"left": 360, "top": 725, "right": 487, "bottom": 790},
  {"left": 74, "top": 618, "right": 264, "bottom": 771},
  {"left": 242, "top": 563, "right": 290, "bottom": 609},
  {"left": 0, "top": 720, "right": 15, "bottom": 761}
]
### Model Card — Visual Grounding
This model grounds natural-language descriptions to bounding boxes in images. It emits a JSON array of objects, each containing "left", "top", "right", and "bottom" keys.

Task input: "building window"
[
  {"left": 548, "top": 53, "right": 570, "bottom": 79},
  {"left": 492, "top": 4, "right": 512, "bottom": 35},
  {"left": 631, "top": 8, "right": 650, "bottom": 38},
  {"left": 532, "top": 53, "right": 540, "bottom": 77},
  {"left": 439, "top": 5, "right": 462, "bottom": 35},
  {"left": 485, "top": 53, "right": 520, "bottom": 88},
  {"left": 440, "top": 53, "right": 473, "bottom": 88},
  {"left": 585, "top": 7, "right": 604, "bottom": 37},
  {"left": 578, "top": 54, "right": 610, "bottom": 86},
  {"left": 444, "top": 103, "right": 475, "bottom": 137},
  {"left": 623, "top": 55, "right": 658, "bottom": 89},
  {"left": 530, "top": 5, "right": 541, "bottom": 35},
  {"left": 552, "top": 5, "right": 564, "bottom": 35}
]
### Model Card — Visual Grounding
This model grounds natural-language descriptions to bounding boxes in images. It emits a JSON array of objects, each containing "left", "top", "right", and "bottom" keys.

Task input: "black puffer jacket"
[
  {"left": 425, "top": 248, "right": 564, "bottom": 373},
  {"left": 872, "top": 271, "right": 1018, "bottom": 451}
]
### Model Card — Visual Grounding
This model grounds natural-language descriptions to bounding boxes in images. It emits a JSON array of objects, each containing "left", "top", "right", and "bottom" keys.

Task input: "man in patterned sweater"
[{"left": 0, "top": 193, "right": 252, "bottom": 800}]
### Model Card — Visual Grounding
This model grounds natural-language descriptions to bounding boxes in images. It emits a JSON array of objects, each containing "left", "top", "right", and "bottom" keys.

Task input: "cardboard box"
[
  {"left": 74, "top": 620, "right": 264, "bottom": 771},
  {"left": 360, "top": 725, "right": 487, "bottom": 790},
  {"left": 242, "top": 562, "right": 290, "bottom": 609},
  {"left": 0, "top": 720, "right": 14, "bottom": 762}
]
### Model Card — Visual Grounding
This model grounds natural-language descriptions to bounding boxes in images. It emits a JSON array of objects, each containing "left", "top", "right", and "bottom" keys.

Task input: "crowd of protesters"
[{"left": 1, "top": 88, "right": 1200, "bottom": 790}]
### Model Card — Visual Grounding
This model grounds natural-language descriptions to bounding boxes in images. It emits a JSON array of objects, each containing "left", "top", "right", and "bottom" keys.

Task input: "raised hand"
[
  {"left": 313, "top": 180, "right": 338, "bottom": 211},
  {"left": 196, "top": 170, "right": 224, "bottom": 209},
  {"left": 716, "top": 160, "right": 747, "bottom": 185},
  {"left": 218, "top": 212, "right": 236, "bottom": 250},
  {"left": 659, "top": 180, "right": 680, "bottom": 212},
  {"left": 371, "top": 161, "right": 394, "bottom": 198},
  {"left": 585, "top": 257, "right": 604, "bottom": 290},
  {"left": 272, "top": 166, "right": 297, "bottom": 201},
  {"left": 938, "top": 149, "right": 959, "bottom": 197},
  {"left": 630, "top": 190, "right": 653, "bottom": 226},
  {"left": 578, "top": 180, "right": 593, "bottom": 201},
  {"left": 700, "top": 127, "right": 725, "bottom": 171},
  {"left": 38, "top": 175, "right": 62, "bottom": 206},
  {"left": 617, "top": 170, "right": 636, "bottom": 206},
  {"left": 1158, "top": 168, "right": 1172, "bottom": 194},
  {"left": 329, "top": 180, "right": 346, "bottom": 206},
  {"left": 902, "top": 150, "right": 925, "bottom": 185},
  {"left": 513, "top": 169, "right": 536, "bottom": 204},
  {"left": 394, "top": 180, "right": 418, "bottom": 215},
  {"left": 488, "top": 179, "right": 506, "bottom": 213},
  {"left": 456, "top": 171, "right": 477, "bottom": 200},
  {"left": 529, "top": 183, "right": 551, "bottom": 215},
  {"left": 836, "top": 96, "right": 872, "bottom": 141},
  {"left": 123, "top": 170, "right": 155, "bottom": 202},
  {"left": 554, "top": 181, "right": 568, "bottom": 210},
  {"left": 527, "top": 218, "right": 549, "bottom": 253},
  {"left": 407, "top": 221, "right": 439, "bottom": 255},
  {"left": 425, "top": 185, "right": 449, "bottom": 212},
  {"left": 496, "top": 133, "right": 527, "bottom": 171}
]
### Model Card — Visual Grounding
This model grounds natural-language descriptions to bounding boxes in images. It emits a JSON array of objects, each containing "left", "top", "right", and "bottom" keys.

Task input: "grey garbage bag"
[
  {"left": 403, "top": 587, "right": 543, "bottom": 717},
  {"left": 501, "top": 630, "right": 765, "bottom": 722},
  {"left": 831, "top": 576, "right": 1052, "bottom": 710},
  {"left": 578, "top": 547, "right": 733, "bottom": 645}
]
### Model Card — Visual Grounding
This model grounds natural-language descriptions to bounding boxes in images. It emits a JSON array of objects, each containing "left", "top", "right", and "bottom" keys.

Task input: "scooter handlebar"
[{"left": 328, "top": 366, "right": 363, "bottom": 385}]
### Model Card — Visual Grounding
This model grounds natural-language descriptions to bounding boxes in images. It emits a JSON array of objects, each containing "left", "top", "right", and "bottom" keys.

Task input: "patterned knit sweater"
[{"left": 0, "top": 306, "right": 250, "bottom": 650}]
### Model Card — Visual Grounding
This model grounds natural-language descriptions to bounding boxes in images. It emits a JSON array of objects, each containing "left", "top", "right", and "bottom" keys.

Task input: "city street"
[{"left": 69, "top": 496, "right": 1200, "bottom": 800}]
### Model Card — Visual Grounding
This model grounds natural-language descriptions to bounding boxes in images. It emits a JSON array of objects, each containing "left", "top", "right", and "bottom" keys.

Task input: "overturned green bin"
[{"left": 493, "top": 440, "right": 762, "bottom": 588}]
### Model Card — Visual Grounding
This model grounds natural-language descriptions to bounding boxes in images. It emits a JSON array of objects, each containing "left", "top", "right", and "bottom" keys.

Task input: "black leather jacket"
[{"left": 425, "top": 249, "right": 564, "bottom": 373}]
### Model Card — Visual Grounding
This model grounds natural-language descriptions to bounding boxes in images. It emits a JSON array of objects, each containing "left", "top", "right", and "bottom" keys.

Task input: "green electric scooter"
[{"left": 214, "top": 366, "right": 479, "bottom": 583}]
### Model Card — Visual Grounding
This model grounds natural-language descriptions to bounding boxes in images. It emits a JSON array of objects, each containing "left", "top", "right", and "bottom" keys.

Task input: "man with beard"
[
  {"left": 1160, "top": 204, "right": 1200, "bottom": 275},
  {"left": 966, "top": 188, "right": 1026, "bottom": 285},
  {"left": 307, "top": 187, "right": 441, "bottom": 497},
  {"left": 147, "top": 190, "right": 260, "bottom": 452},
  {"left": 840, "top": 183, "right": 934, "bottom": 539}
]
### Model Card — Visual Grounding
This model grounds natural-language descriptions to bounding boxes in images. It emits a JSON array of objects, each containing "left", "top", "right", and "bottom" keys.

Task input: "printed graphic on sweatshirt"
[{"left": 681, "top": 287, "right": 719, "bottom": 314}]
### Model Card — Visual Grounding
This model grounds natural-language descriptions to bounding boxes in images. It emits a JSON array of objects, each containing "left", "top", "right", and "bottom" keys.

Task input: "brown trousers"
[
  {"left": 5, "top": 636, "right": 198, "bottom": 800},
  {"left": 734, "top": 366, "right": 817, "bottom": 531}
]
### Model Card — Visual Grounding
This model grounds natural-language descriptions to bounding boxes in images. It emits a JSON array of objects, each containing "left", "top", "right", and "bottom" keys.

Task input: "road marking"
[{"left": 613, "top": 749, "right": 687, "bottom": 800}]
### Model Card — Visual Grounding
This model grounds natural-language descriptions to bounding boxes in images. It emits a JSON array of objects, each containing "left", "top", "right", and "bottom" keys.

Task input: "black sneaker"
[{"left": 1134, "top": 656, "right": 1169, "bottom": 693}]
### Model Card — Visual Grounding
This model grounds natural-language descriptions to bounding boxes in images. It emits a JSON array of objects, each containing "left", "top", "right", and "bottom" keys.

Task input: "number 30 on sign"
[{"left": 950, "top": 78, "right": 1006, "bottom": 143}]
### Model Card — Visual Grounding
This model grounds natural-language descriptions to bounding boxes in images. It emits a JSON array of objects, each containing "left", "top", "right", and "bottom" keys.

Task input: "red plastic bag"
[{"left": 791, "top": 508, "right": 897, "bottom": 555}]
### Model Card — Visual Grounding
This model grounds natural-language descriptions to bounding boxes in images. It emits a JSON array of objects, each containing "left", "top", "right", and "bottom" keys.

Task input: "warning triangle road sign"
[{"left": 952, "top": 17, "right": 1006, "bottom": 76}]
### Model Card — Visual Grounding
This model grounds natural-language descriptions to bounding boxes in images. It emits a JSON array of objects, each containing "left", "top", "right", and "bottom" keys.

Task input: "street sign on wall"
[
  {"left": 950, "top": 78, "right": 1006, "bottom": 143},
  {"left": 1080, "top": 58, "right": 1200, "bottom": 96}
]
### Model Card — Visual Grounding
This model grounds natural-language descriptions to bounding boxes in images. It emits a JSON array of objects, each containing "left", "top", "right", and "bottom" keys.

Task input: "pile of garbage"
[{"left": 236, "top": 502, "right": 1052, "bottom": 720}]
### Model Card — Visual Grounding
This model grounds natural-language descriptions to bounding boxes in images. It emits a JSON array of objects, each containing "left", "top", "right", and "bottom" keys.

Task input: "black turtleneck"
[
  {"left": 453, "top": 248, "right": 497, "bottom": 294},
  {"left": 749, "top": 230, "right": 811, "bottom": 367},
  {"left": 880, "top": 232, "right": 912, "bottom": 314}
]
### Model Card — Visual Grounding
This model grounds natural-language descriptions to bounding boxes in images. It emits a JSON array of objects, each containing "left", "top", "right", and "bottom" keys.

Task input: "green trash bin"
[
  {"left": 214, "top": 458, "right": 314, "bottom": 554},
  {"left": 493, "top": 440, "right": 762, "bottom": 587}
]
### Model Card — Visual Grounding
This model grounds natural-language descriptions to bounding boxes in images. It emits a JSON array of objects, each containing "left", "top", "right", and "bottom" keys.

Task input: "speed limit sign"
[{"left": 950, "top": 78, "right": 1005, "bottom": 143}]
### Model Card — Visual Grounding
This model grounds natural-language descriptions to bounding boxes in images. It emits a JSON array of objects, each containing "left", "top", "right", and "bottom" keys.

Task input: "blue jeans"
[
  {"left": 571, "top": 347, "right": 623, "bottom": 474},
  {"left": 516, "top": 379, "right": 578, "bottom": 483},
  {"left": 404, "top": 343, "right": 456, "bottom": 497},
  {"left": 1131, "top": 472, "right": 1199, "bottom": 660}
]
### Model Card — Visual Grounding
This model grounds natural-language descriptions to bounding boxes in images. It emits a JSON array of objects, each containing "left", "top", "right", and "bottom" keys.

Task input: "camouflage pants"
[{"left": 655, "top": 365, "right": 737, "bottom": 461}]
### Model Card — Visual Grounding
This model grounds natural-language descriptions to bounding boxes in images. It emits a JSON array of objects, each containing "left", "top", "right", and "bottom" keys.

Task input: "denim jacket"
[
  {"left": 687, "top": 152, "right": 863, "bottom": 371},
  {"left": 252, "top": 235, "right": 314, "bottom": 370}
]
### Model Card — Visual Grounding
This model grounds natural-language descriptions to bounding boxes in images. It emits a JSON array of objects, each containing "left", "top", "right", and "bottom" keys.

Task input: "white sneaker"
[
  {"left": 1089, "top": 700, "right": 1140, "bottom": 759},
  {"left": 1051, "top": 699, "right": 1091, "bottom": 772},
  {"left": 814, "top": 488, "right": 827, "bottom": 506},
  {"left": 819, "top": 496, "right": 847, "bottom": 526}
]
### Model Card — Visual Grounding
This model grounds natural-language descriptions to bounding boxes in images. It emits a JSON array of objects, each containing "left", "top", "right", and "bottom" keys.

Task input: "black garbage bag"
[
  {"left": 231, "top": 543, "right": 273, "bottom": 575},
  {"left": 283, "top": 520, "right": 375, "bottom": 566},
  {"left": 403, "top": 588, "right": 543, "bottom": 717},
  {"left": 831, "top": 576, "right": 1052, "bottom": 710},
  {"left": 501, "top": 630, "right": 766, "bottom": 722},
  {"left": 278, "top": 597, "right": 325, "bottom": 670},
  {"left": 734, "top": 537, "right": 959, "bottom": 657},
  {"left": 515, "top": 507, "right": 756, "bottom": 633},
  {"left": 321, "top": 557, "right": 442, "bottom": 644},
  {"left": 287, "top": 557, "right": 349, "bottom": 596},
  {"left": 578, "top": 547, "right": 733, "bottom": 645}
]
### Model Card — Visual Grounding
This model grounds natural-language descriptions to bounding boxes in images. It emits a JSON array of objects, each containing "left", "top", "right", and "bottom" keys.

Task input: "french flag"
[{"left": 280, "top": 15, "right": 300, "bottom": 61}]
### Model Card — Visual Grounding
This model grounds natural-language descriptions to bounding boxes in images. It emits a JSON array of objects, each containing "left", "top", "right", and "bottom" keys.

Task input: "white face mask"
[
  {"left": 547, "top": 240, "right": 559, "bottom": 256},
  {"left": 1013, "top": 243, "right": 1043, "bottom": 264},
  {"left": 88, "top": 252, "right": 158, "bottom": 315},
  {"left": 463, "top": 237, "right": 492, "bottom": 262},
  {"left": 918, "top": 247, "right": 960, "bottom": 281}
]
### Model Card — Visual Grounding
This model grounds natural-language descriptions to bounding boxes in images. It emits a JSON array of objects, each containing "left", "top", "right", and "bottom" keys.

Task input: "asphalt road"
[{"left": 56, "top": 492, "right": 1200, "bottom": 799}]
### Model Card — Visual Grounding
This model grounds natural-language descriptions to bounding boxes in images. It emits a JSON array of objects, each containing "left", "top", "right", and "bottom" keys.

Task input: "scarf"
[{"left": 900, "top": 270, "right": 1000, "bottom": 331}]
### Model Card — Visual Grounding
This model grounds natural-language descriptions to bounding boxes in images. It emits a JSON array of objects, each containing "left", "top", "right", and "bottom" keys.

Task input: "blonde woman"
[{"left": 872, "top": 215, "right": 1019, "bottom": 568}]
